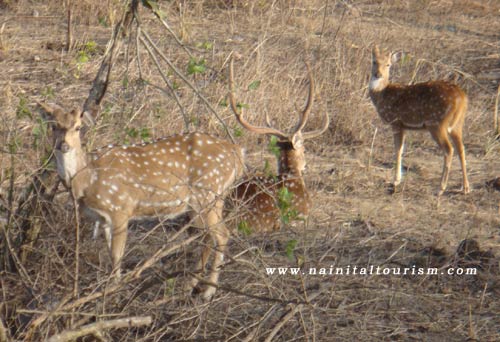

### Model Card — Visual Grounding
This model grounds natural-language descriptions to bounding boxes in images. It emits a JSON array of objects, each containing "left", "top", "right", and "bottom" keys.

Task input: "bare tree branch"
[
  {"left": 82, "top": 0, "right": 138, "bottom": 117},
  {"left": 46, "top": 316, "right": 152, "bottom": 342}
]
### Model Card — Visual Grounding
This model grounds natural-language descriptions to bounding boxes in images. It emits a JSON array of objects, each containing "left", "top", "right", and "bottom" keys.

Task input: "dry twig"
[{"left": 46, "top": 316, "right": 152, "bottom": 342}]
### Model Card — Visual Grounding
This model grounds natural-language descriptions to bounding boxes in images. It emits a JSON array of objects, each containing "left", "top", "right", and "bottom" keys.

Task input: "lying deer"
[
  {"left": 38, "top": 102, "right": 245, "bottom": 299},
  {"left": 369, "top": 45, "right": 469, "bottom": 195},
  {"left": 227, "top": 57, "right": 329, "bottom": 232}
]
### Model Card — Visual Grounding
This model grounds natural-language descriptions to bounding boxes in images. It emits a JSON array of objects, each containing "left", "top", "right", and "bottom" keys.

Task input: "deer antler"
[
  {"left": 301, "top": 110, "right": 329, "bottom": 140},
  {"left": 290, "top": 61, "right": 314, "bottom": 136}
]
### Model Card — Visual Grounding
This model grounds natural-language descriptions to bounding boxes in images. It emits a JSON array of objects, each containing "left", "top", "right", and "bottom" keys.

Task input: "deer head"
[
  {"left": 37, "top": 102, "right": 95, "bottom": 186},
  {"left": 228, "top": 56, "right": 329, "bottom": 176}
]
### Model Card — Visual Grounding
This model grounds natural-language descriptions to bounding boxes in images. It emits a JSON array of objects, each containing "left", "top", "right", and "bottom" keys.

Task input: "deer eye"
[{"left": 75, "top": 126, "right": 81, "bottom": 132}]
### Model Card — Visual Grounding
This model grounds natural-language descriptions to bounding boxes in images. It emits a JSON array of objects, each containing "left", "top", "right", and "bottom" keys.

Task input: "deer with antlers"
[
  {"left": 38, "top": 102, "right": 245, "bottom": 299},
  {"left": 369, "top": 45, "right": 470, "bottom": 195},
  {"left": 227, "top": 57, "right": 329, "bottom": 232}
]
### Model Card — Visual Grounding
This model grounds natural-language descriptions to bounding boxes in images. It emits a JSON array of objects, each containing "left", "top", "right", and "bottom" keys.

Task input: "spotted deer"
[
  {"left": 227, "top": 58, "right": 329, "bottom": 232},
  {"left": 369, "top": 45, "right": 469, "bottom": 195},
  {"left": 38, "top": 102, "right": 245, "bottom": 299}
]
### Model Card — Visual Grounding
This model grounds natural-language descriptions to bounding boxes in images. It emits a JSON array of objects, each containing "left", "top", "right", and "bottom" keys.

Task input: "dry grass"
[{"left": 0, "top": 0, "right": 499, "bottom": 341}]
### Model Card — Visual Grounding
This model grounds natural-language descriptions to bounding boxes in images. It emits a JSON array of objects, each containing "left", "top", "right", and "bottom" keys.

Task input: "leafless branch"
[{"left": 46, "top": 316, "right": 152, "bottom": 342}]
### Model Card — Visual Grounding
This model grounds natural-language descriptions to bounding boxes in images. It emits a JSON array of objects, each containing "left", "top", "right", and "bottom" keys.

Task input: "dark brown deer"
[
  {"left": 227, "top": 57, "right": 329, "bottom": 232},
  {"left": 369, "top": 45, "right": 469, "bottom": 195}
]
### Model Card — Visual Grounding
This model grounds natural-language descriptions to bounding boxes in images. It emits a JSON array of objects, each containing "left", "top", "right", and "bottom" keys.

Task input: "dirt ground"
[{"left": 0, "top": 1, "right": 499, "bottom": 341}]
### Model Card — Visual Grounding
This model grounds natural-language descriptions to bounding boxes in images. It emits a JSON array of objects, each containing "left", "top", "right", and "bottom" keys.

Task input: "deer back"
[
  {"left": 230, "top": 174, "right": 310, "bottom": 232},
  {"left": 371, "top": 81, "right": 468, "bottom": 129},
  {"left": 74, "top": 132, "right": 245, "bottom": 218}
]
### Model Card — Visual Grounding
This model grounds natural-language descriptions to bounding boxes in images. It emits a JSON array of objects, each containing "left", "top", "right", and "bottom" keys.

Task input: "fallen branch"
[{"left": 46, "top": 316, "right": 152, "bottom": 342}]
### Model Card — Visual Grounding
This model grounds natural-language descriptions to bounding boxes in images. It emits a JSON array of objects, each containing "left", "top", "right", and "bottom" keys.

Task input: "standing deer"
[
  {"left": 227, "top": 58, "right": 329, "bottom": 232},
  {"left": 38, "top": 102, "right": 245, "bottom": 299},
  {"left": 369, "top": 45, "right": 469, "bottom": 195}
]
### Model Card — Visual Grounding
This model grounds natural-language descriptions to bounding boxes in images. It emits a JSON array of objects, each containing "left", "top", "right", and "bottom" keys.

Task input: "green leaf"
[
  {"left": 268, "top": 135, "right": 280, "bottom": 159},
  {"left": 263, "top": 159, "right": 275, "bottom": 178},
  {"left": 77, "top": 51, "right": 89, "bottom": 64},
  {"left": 202, "top": 41, "right": 213, "bottom": 50},
  {"left": 237, "top": 220, "right": 252, "bottom": 236},
  {"left": 140, "top": 127, "right": 151, "bottom": 142},
  {"left": 83, "top": 40, "right": 98, "bottom": 54},
  {"left": 248, "top": 80, "right": 261, "bottom": 91},
  {"left": 187, "top": 57, "right": 207, "bottom": 75},
  {"left": 236, "top": 102, "right": 249, "bottom": 110},
  {"left": 277, "top": 186, "right": 299, "bottom": 225},
  {"left": 16, "top": 96, "right": 32, "bottom": 119},
  {"left": 125, "top": 127, "right": 138, "bottom": 138},
  {"left": 285, "top": 239, "right": 298, "bottom": 261},
  {"left": 233, "top": 126, "right": 244, "bottom": 137}
]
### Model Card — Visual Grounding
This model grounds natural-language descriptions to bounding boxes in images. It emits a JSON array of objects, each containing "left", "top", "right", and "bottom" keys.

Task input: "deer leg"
[
  {"left": 185, "top": 229, "right": 212, "bottom": 293},
  {"left": 392, "top": 126, "right": 406, "bottom": 187},
  {"left": 103, "top": 223, "right": 112, "bottom": 250},
  {"left": 109, "top": 215, "right": 129, "bottom": 279},
  {"left": 449, "top": 128, "right": 469, "bottom": 194},
  {"left": 202, "top": 200, "right": 228, "bottom": 300},
  {"left": 429, "top": 126, "right": 453, "bottom": 196}
]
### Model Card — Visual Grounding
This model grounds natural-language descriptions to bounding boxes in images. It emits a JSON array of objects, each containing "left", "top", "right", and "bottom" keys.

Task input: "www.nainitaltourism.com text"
[{"left": 265, "top": 265, "right": 477, "bottom": 276}]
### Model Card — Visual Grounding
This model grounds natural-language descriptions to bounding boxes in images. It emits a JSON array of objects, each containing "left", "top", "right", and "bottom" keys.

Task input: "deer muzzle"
[{"left": 57, "top": 141, "right": 71, "bottom": 153}]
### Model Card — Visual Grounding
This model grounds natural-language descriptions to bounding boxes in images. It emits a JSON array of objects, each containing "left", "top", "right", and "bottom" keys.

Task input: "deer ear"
[
  {"left": 81, "top": 103, "right": 99, "bottom": 126},
  {"left": 81, "top": 110, "right": 95, "bottom": 126},
  {"left": 37, "top": 101, "right": 64, "bottom": 121},
  {"left": 291, "top": 132, "right": 304, "bottom": 149},
  {"left": 391, "top": 51, "right": 404, "bottom": 64},
  {"left": 372, "top": 45, "right": 380, "bottom": 57}
]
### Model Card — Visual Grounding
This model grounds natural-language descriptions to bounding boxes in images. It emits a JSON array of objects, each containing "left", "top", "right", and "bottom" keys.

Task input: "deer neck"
[
  {"left": 369, "top": 76, "right": 389, "bottom": 99},
  {"left": 54, "top": 144, "right": 90, "bottom": 195},
  {"left": 278, "top": 153, "right": 302, "bottom": 178}
]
